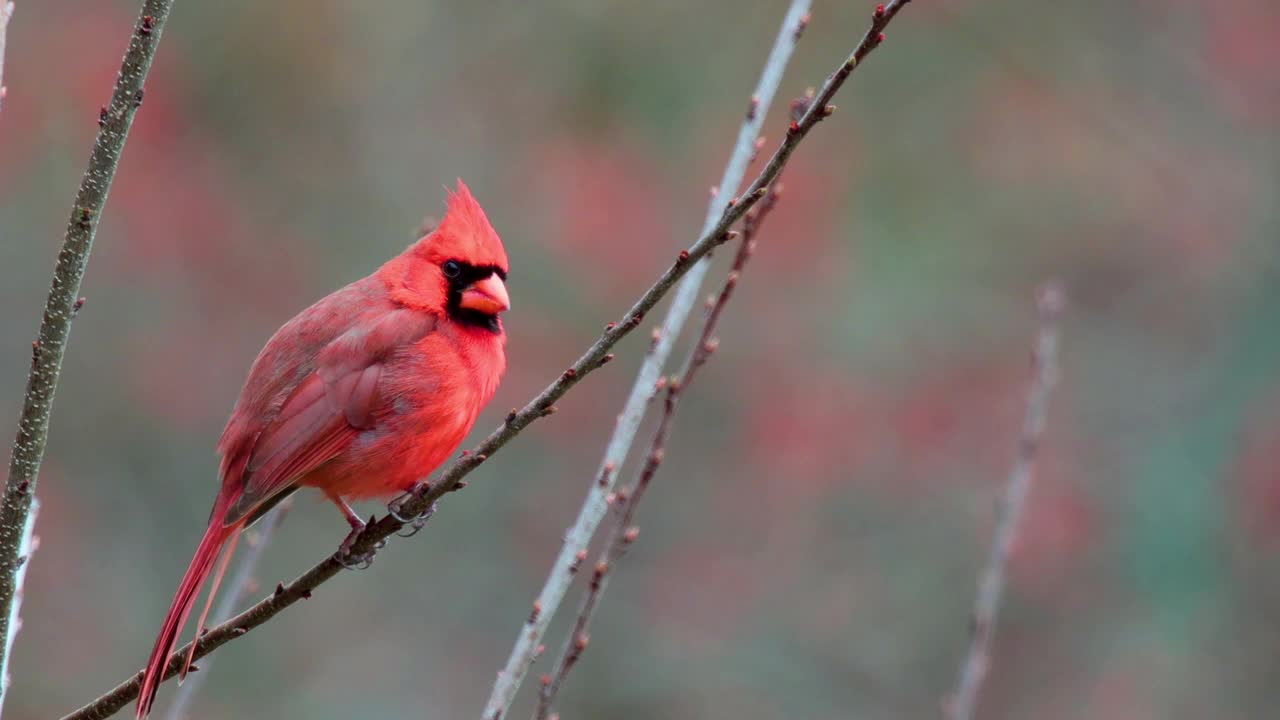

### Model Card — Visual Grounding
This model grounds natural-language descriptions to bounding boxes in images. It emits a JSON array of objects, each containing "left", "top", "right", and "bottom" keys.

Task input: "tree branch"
[
  {"left": 535, "top": 184, "right": 783, "bottom": 720},
  {"left": 1, "top": 0, "right": 175, "bottom": 706},
  {"left": 945, "top": 284, "right": 1064, "bottom": 720},
  {"left": 484, "top": 2, "right": 913, "bottom": 716},
  {"left": 482, "top": 2, "right": 813, "bottom": 715},
  {"left": 62, "top": 2, "right": 914, "bottom": 717}
]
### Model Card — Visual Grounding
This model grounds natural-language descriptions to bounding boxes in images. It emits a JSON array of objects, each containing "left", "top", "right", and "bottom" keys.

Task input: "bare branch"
[
  {"left": 1, "top": 0, "right": 176, "bottom": 703},
  {"left": 945, "top": 284, "right": 1065, "bottom": 720},
  {"left": 482, "top": 4, "right": 813, "bottom": 716},
  {"left": 535, "top": 185, "right": 783, "bottom": 720},
  {"left": 62, "top": 2, "right": 915, "bottom": 717},
  {"left": 485, "top": 1, "right": 914, "bottom": 716}
]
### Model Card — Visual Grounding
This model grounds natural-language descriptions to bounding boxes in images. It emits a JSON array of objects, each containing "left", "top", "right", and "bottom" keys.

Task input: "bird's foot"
[
  {"left": 388, "top": 484, "right": 439, "bottom": 538},
  {"left": 335, "top": 515, "right": 383, "bottom": 570}
]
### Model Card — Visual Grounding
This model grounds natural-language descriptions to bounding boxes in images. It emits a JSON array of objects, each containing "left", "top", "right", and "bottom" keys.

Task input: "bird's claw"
[
  {"left": 335, "top": 522, "right": 384, "bottom": 570},
  {"left": 394, "top": 501, "right": 438, "bottom": 537},
  {"left": 337, "top": 550, "right": 374, "bottom": 571},
  {"left": 388, "top": 484, "right": 438, "bottom": 537}
]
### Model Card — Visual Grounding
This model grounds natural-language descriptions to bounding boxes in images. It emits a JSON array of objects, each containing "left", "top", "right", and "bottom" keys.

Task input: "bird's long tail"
[{"left": 136, "top": 504, "right": 240, "bottom": 719}]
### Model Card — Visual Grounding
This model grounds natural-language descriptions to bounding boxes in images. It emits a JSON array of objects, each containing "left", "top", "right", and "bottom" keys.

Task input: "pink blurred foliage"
[
  {"left": 1080, "top": 661, "right": 1159, "bottom": 720},
  {"left": 1201, "top": 0, "right": 1280, "bottom": 128},
  {"left": 20, "top": 463, "right": 110, "bottom": 679},
  {"left": 118, "top": 314, "right": 238, "bottom": 427},
  {"left": 0, "top": 4, "right": 319, "bottom": 428},
  {"left": 0, "top": 7, "right": 136, "bottom": 190},
  {"left": 745, "top": 152, "right": 855, "bottom": 282},
  {"left": 883, "top": 361, "right": 1030, "bottom": 493},
  {"left": 739, "top": 362, "right": 868, "bottom": 497},
  {"left": 643, "top": 545, "right": 760, "bottom": 658},
  {"left": 107, "top": 141, "right": 314, "bottom": 425},
  {"left": 734, "top": 357, "right": 1026, "bottom": 503},
  {"left": 524, "top": 132, "right": 678, "bottom": 300},
  {"left": 896, "top": 359, "right": 1100, "bottom": 596},
  {"left": 1234, "top": 387, "right": 1280, "bottom": 542},
  {"left": 108, "top": 98, "right": 312, "bottom": 312},
  {"left": 1005, "top": 472, "right": 1100, "bottom": 598},
  {"left": 102, "top": 74, "right": 322, "bottom": 427},
  {"left": 964, "top": 72, "right": 1250, "bottom": 280}
]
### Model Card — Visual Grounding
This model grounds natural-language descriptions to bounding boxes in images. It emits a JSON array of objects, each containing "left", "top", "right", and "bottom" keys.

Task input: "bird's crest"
[{"left": 416, "top": 179, "right": 508, "bottom": 272}]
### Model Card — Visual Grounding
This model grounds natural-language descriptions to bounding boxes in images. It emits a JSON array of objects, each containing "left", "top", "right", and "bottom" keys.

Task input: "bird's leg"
[
  {"left": 387, "top": 482, "right": 439, "bottom": 537},
  {"left": 328, "top": 493, "right": 378, "bottom": 570}
]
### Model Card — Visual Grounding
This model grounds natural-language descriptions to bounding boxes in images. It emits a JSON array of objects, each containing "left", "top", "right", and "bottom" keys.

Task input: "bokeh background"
[{"left": 2, "top": 0, "right": 1279, "bottom": 718}]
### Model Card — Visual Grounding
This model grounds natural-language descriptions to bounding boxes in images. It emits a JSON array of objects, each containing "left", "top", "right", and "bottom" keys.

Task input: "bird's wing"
[{"left": 223, "top": 309, "right": 437, "bottom": 525}]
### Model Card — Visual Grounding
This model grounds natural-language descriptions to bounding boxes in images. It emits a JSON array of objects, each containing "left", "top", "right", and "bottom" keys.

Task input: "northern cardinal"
[{"left": 136, "top": 180, "right": 511, "bottom": 718}]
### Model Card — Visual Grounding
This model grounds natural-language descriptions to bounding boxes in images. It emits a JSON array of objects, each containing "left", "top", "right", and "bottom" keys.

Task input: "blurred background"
[{"left": 2, "top": 0, "right": 1278, "bottom": 718}]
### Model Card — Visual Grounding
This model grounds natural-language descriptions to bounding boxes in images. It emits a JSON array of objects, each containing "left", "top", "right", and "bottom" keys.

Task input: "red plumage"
[{"left": 136, "top": 180, "right": 511, "bottom": 718}]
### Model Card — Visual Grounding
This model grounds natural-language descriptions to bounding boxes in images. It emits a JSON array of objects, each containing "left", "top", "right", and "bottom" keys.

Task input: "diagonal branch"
[
  {"left": 484, "top": 2, "right": 913, "bottom": 716},
  {"left": 945, "top": 284, "right": 1064, "bottom": 720},
  {"left": 482, "top": 1, "right": 811, "bottom": 715},
  {"left": 1, "top": 0, "right": 176, "bottom": 708},
  {"left": 62, "top": 2, "right": 913, "bottom": 718},
  {"left": 534, "top": 184, "right": 784, "bottom": 720}
]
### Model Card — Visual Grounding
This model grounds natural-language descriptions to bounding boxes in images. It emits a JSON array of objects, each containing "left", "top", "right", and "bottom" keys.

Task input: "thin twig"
[
  {"left": 0, "top": 497, "right": 36, "bottom": 716},
  {"left": 535, "top": 186, "right": 783, "bottom": 720},
  {"left": 0, "top": 1, "right": 13, "bottom": 112},
  {"left": 485, "top": 2, "right": 913, "bottom": 716},
  {"left": 63, "top": 2, "right": 913, "bottom": 717},
  {"left": 481, "top": 3, "right": 812, "bottom": 715},
  {"left": 945, "top": 284, "right": 1064, "bottom": 720},
  {"left": 161, "top": 501, "right": 291, "bottom": 720},
  {"left": 1, "top": 0, "right": 176, "bottom": 705}
]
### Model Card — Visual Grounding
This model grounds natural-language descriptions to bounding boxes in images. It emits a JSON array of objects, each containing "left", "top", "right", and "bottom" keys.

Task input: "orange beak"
[{"left": 459, "top": 273, "right": 510, "bottom": 315}]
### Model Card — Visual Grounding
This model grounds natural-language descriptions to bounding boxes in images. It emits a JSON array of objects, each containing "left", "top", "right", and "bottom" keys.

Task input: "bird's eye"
[{"left": 442, "top": 260, "right": 462, "bottom": 278}]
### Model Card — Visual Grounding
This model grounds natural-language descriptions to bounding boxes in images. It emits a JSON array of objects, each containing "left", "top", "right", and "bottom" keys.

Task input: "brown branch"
[
  {"left": 63, "top": 2, "right": 914, "bottom": 717},
  {"left": 483, "top": 1, "right": 812, "bottom": 712},
  {"left": 944, "top": 284, "right": 1064, "bottom": 720},
  {"left": 535, "top": 185, "right": 783, "bottom": 720},
  {"left": 485, "top": 3, "right": 913, "bottom": 716},
  {"left": 1, "top": 0, "right": 176, "bottom": 708}
]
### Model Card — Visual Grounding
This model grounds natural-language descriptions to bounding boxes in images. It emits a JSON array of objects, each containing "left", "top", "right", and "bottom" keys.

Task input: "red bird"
[{"left": 136, "top": 180, "right": 510, "bottom": 718}]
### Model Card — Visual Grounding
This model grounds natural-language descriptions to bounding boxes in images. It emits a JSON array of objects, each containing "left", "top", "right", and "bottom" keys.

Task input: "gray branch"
[
  {"left": 946, "top": 285, "right": 1064, "bottom": 720},
  {"left": 63, "top": 2, "right": 916, "bottom": 717},
  {"left": 534, "top": 184, "right": 784, "bottom": 720},
  {"left": 0, "top": 0, "right": 176, "bottom": 706},
  {"left": 480, "top": 2, "right": 813, "bottom": 716}
]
